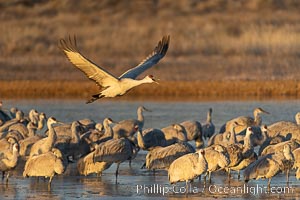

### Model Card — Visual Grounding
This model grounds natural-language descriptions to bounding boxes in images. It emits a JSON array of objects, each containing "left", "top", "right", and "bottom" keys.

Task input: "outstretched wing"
[
  {"left": 59, "top": 36, "right": 118, "bottom": 88},
  {"left": 119, "top": 35, "right": 170, "bottom": 79}
]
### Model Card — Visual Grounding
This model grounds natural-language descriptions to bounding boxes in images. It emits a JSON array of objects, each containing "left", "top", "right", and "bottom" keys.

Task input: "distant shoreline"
[{"left": 1, "top": 80, "right": 299, "bottom": 101}]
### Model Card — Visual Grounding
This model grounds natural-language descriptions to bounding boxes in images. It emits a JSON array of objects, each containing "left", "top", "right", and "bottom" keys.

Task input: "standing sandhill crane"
[
  {"left": 137, "top": 128, "right": 167, "bottom": 150},
  {"left": 113, "top": 106, "right": 150, "bottom": 138},
  {"left": 260, "top": 139, "right": 300, "bottom": 156},
  {"left": 0, "top": 143, "right": 19, "bottom": 183},
  {"left": 180, "top": 120, "right": 203, "bottom": 148},
  {"left": 28, "top": 109, "right": 39, "bottom": 126},
  {"left": 208, "top": 121, "right": 240, "bottom": 147},
  {"left": 292, "top": 148, "right": 300, "bottom": 179},
  {"left": 55, "top": 121, "right": 82, "bottom": 160},
  {"left": 93, "top": 137, "right": 138, "bottom": 182},
  {"left": 203, "top": 108, "right": 215, "bottom": 140},
  {"left": 37, "top": 112, "right": 47, "bottom": 131},
  {"left": 29, "top": 117, "right": 62, "bottom": 158},
  {"left": 203, "top": 144, "right": 230, "bottom": 183},
  {"left": 220, "top": 107, "right": 269, "bottom": 134},
  {"left": 244, "top": 144, "right": 294, "bottom": 189},
  {"left": 59, "top": 35, "right": 170, "bottom": 103},
  {"left": 23, "top": 148, "right": 67, "bottom": 189},
  {"left": 266, "top": 112, "right": 300, "bottom": 140},
  {"left": 144, "top": 142, "right": 195, "bottom": 171},
  {"left": 161, "top": 124, "right": 187, "bottom": 143},
  {"left": 225, "top": 127, "right": 255, "bottom": 179},
  {"left": 168, "top": 150, "right": 208, "bottom": 191},
  {"left": 77, "top": 148, "right": 112, "bottom": 176}
]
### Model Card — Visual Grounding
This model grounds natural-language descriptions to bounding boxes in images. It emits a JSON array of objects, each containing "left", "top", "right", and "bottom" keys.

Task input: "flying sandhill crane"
[
  {"left": 113, "top": 106, "right": 150, "bottom": 138},
  {"left": 203, "top": 108, "right": 215, "bottom": 140},
  {"left": 180, "top": 120, "right": 203, "bottom": 149},
  {"left": 244, "top": 144, "right": 294, "bottom": 189},
  {"left": 77, "top": 148, "right": 112, "bottom": 176},
  {"left": 220, "top": 107, "right": 269, "bottom": 134},
  {"left": 202, "top": 144, "right": 230, "bottom": 183},
  {"left": 143, "top": 142, "right": 195, "bottom": 171},
  {"left": 0, "top": 143, "right": 19, "bottom": 183},
  {"left": 168, "top": 150, "right": 208, "bottom": 192},
  {"left": 292, "top": 148, "right": 300, "bottom": 179},
  {"left": 59, "top": 35, "right": 170, "bottom": 103},
  {"left": 93, "top": 137, "right": 138, "bottom": 182},
  {"left": 29, "top": 117, "right": 62, "bottom": 158},
  {"left": 208, "top": 121, "right": 240, "bottom": 147},
  {"left": 23, "top": 148, "right": 67, "bottom": 190}
]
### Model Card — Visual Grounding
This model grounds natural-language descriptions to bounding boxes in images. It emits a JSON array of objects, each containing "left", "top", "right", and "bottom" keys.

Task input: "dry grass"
[
  {"left": 1, "top": 80, "right": 299, "bottom": 101},
  {"left": 0, "top": 0, "right": 300, "bottom": 100}
]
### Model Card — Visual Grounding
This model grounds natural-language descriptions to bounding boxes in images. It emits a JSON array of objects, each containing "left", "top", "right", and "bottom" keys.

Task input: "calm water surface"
[{"left": 1, "top": 99, "right": 299, "bottom": 199}]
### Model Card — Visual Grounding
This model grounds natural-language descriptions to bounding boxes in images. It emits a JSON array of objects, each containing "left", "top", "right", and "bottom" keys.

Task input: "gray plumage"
[
  {"left": 180, "top": 120, "right": 203, "bottom": 148},
  {"left": 23, "top": 148, "right": 67, "bottom": 188},
  {"left": 77, "top": 150, "right": 112, "bottom": 176},
  {"left": 203, "top": 144, "right": 230, "bottom": 182},
  {"left": 145, "top": 142, "right": 195, "bottom": 170},
  {"left": 168, "top": 150, "right": 208, "bottom": 185},
  {"left": 260, "top": 139, "right": 300, "bottom": 156},
  {"left": 29, "top": 117, "right": 61, "bottom": 158},
  {"left": 220, "top": 107, "right": 269, "bottom": 134},
  {"left": 137, "top": 128, "right": 168, "bottom": 150},
  {"left": 59, "top": 35, "right": 169, "bottom": 103},
  {"left": 113, "top": 106, "right": 149, "bottom": 138},
  {"left": 244, "top": 144, "right": 294, "bottom": 188},
  {"left": 161, "top": 124, "right": 187, "bottom": 143},
  {"left": 0, "top": 143, "right": 19, "bottom": 182},
  {"left": 93, "top": 137, "right": 138, "bottom": 181},
  {"left": 208, "top": 121, "right": 240, "bottom": 147}
]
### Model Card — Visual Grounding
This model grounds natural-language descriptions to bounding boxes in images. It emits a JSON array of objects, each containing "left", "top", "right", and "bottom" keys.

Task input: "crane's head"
[
  {"left": 246, "top": 127, "right": 253, "bottom": 136},
  {"left": 13, "top": 143, "right": 19, "bottom": 153},
  {"left": 145, "top": 75, "right": 159, "bottom": 84},
  {"left": 254, "top": 107, "right": 270, "bottom": 115},
  {"left": 47, "top": 117, "right": 63, "bottom": 127}
]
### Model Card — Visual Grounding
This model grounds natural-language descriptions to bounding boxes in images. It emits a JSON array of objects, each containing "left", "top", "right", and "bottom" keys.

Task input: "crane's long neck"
[
  {"left": 137, "top": 131, "right": 146, "bottom": 150},
  {"left": 254, "top": 111, "right": 262, "bottom": 126},
  {"left": 137, "top": 107, "right": 144, "bottom": 127},
  {"left": 243, "top": 133, "right": 253, "bottom": 150},
  {"left": 229, "top": 126, "right": 237, "bottom": 144},
  {"left": 46, "top": 124, "right": 57, "bottom": 150},
  {"left": 104, "top": 122, "right": 114, "bottom": 139},
  {"left": 28, "top": 127, "right": 36, "bottom": 137},
  {"left": 206, "top": 110, "right": 212, "bottom": 123},
  {"left": 284, "top": 147, "right": 294, "bottom": 161},
  {"left": 71, "top": 123, "right": 80, "bottom": 144},
  {"left": 37, "top": 118, "right": 46, "bottom": 130}
]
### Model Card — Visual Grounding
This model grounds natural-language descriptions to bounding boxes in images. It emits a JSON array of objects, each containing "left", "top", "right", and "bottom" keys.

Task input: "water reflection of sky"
[{"left": 1, "top": 99, "right": 299, "bottom": 199}]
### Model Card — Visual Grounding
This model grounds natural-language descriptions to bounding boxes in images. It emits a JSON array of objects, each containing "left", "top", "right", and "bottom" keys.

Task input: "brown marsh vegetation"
[{"left": 0, "top": 0, "right": 300, "bottom": 99}]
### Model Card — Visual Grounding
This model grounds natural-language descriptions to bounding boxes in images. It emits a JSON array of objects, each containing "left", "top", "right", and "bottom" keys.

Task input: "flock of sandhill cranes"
[{"left": 0, "top": 101, "right": 300, "bottom": 192}]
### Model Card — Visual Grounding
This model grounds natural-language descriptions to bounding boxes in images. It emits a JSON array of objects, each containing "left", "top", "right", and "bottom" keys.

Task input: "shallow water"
[{"left": 1, "top": 99, "right": 300, "bottom": 199}]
